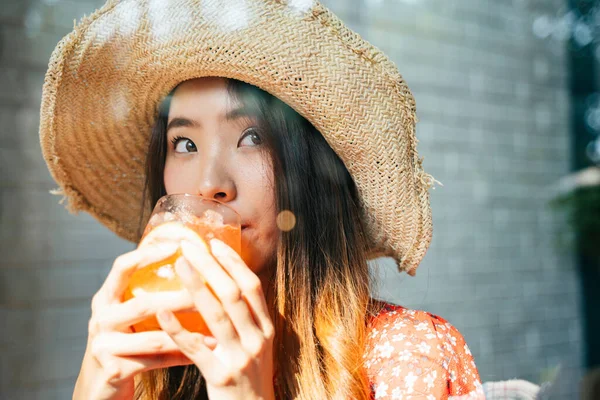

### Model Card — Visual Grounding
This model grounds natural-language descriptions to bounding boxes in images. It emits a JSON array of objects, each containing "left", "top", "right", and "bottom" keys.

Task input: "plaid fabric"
[{"left": 482, "top": 379, "right": 541, "bottom": 399}]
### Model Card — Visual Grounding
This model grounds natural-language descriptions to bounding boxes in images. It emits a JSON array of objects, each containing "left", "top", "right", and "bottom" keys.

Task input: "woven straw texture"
[{"left": 39, "top": 0, "right": 435, "bottom": 275}]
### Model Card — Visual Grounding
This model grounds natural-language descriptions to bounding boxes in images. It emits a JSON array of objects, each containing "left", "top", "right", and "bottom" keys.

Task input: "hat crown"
[{"left": 40, "top": 0, "right": 434, "bottom": 274}]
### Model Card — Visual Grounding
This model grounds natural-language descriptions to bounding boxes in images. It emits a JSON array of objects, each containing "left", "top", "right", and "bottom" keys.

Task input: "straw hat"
[{"left": 39, "top": 0, "right": 436, "bottom": 275}]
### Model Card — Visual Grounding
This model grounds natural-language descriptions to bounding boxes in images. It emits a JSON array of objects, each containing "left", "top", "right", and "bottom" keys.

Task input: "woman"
[{"left": 39, "top": 1, "right": 484, "bottom": 399}]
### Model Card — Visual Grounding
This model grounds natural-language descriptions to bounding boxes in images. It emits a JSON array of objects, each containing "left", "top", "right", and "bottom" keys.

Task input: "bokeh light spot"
[{"left": 277, "top": 210, "right": 296, "bottom": 232}]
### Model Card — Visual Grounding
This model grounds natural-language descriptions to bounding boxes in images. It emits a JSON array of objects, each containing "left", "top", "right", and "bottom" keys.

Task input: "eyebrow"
[{"left": 166, "top": 106, "right": 257, "bottom": 132}]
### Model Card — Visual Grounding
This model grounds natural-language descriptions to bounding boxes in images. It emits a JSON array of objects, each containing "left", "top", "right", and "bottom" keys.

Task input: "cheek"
[
  {"left": 241, "top": 159, "right": 275, "bottom": 209},
  {"left": 163, "top": 161, "right": 175, "bottom": 193},
  {"left": 163, "top": 158, "right": 194, "bottom": 194},
  {"left": 238, "top": 157, "right": 279, "bottom": 274}
]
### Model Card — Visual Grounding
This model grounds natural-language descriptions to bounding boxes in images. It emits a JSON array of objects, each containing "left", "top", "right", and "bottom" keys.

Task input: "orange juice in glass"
[{"left": 123, "top": 194, "right": 241, "bottom": 335}]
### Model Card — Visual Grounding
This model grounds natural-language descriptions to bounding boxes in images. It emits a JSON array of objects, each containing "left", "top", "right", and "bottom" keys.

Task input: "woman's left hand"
[{"left": 156, "top": 238, "right": 275, "bottom": 400}]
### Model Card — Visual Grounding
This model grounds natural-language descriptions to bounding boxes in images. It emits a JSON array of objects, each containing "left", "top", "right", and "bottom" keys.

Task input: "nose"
[{"left": 195, "top": 159, "right": 236, "bottom": 203}]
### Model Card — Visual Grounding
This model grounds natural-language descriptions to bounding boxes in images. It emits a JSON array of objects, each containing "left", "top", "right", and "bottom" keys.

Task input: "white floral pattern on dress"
[
  {"left": 364, "top": 302, "right": 486, "bottom": 399},
  {"left": 273, "top": 302, "right": 485, "bottom": 399}
]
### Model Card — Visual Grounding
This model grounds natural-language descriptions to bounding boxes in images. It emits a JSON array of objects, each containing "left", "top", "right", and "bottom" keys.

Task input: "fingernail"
[
  {"left": 157, "top": 242, "right": 178, "bottom": 253},
  {"left": 209, "top": 239, "right": 228, "bottom": 256},
  {"left": 180, "top": 240, "right": 193, "bottom": 253},
  {"left": 203, "top": 336, "right": 218, "bottom": 347},
  {"left": 175, "top": 257, "right": 194, "bottom": 279},
  {"left": 181, "top": 240, "right": 203, "bottom": 256},
  {"left": 157, "top": 309, "right": 172, "bottom": 322},
  {"left": 139, "top": 243, "right": 179, "bottom": 268}
]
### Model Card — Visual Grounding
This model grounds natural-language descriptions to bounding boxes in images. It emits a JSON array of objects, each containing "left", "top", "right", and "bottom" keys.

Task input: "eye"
[
  {"left": 238, "top": 128, "right": 263, "bottom": 147},
  {"left": 170, "top": 136, "right": 197, "bottom": 153}
]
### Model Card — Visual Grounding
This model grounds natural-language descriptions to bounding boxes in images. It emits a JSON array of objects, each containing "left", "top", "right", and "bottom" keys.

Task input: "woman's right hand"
[{"left": 73, "top": 244, "right": 198, "bottom": 400}]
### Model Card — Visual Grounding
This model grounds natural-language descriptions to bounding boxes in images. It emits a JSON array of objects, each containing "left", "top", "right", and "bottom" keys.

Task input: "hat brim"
[{"left": 39, "top": 0, "right": 434, "bottom": 274}]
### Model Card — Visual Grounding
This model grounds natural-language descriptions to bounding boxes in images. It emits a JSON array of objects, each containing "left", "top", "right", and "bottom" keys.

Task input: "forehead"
[{"left": 170, "top": 77, "right": 235, "bottom": 111}]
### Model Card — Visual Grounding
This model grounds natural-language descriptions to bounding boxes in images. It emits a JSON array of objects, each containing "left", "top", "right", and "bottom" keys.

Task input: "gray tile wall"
[
  {"left": 337, "top": 0, "right": 583, "bottom": 398},
  {"left": 0, "top": 2, "right": 131, "bottom": 398},
  {"left": 0, "top": 0, "right": 583, "bottom": 398}
]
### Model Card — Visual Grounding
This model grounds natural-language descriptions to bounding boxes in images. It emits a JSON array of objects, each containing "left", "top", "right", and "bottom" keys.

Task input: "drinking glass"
[{"left": 123, "top": 194, "right": 241, "bottom": 333}]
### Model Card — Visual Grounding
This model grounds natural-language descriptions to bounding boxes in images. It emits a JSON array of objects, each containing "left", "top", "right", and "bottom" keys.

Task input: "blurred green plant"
[{"left": 550, "top": 168, "right": 600, "bottom": 259}]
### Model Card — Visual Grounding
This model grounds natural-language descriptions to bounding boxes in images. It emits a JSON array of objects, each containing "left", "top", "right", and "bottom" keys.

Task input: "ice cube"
[
  {"left": 147, "top": 212, "right": 163, "bottom": 227},
  {"left": 161, "top": 211, "right": 177, "bottom": 223},
  {"left": 156, "top": 265, "right": 175, "bottom": 279},
  {"left": 202, "top": 209, "right": 224, "bottom": 226}
]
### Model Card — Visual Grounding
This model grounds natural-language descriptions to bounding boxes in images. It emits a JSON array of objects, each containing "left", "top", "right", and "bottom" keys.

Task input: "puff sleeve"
[{"left": 363, "top": 303, "right": 485, "bottom": 399}]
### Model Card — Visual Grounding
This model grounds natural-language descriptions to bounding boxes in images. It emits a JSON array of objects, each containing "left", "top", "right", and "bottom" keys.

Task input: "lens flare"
[{"left": 276, "top": 210, "right": 296, "bottom": 231}]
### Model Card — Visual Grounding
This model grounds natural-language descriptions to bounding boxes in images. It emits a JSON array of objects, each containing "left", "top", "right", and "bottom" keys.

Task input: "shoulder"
[
  {"left": 367, "top": 300, "right": 452, "bottom": 332},
  {"left": 363, "top": 300, "right": 484, "bottom": 399},
  {"left": 366, "top": 301, "right": 464, "bottom": 348},
  {"left": 364, "top": 301, "right": 465, "bottom": 370}
]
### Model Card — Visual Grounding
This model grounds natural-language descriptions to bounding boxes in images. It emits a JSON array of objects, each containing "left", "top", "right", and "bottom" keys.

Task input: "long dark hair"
[{"left": 135, "top": 78, "right": 378, "bottom": 400}]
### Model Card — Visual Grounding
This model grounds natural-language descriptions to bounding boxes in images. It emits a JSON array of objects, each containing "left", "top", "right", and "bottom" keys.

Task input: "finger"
[
  {"left": 156, "top": 309, "right": 223, "bottom": 383},
  {"left": 209, "top": 238, "right": 274, "bottom": 341},
  {"left": 203, "top": 239, "right": 272, "bottom": 356},
  {"left": 92, "top": 331, "right": 180, "bottom": 356},
  {"left": 177, "top": 244, "right": 242, "bottom": 346},
  {"left": 92, "top": 291, "right": 194, "bottom": 333},
  {"left": 97, "top": 350, "right": 194, "bottom": 386},
  {"left": 97, "top": 243, "right": 179, "bottom": 306}
]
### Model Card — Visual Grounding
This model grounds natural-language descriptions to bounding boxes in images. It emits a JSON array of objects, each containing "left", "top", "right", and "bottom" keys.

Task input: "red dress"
[
  {"left": 273, "top": 302, "right": 484, "bottom": 399},
  {"left": 364, "top": 302, "right": 485, "bottom": 399}
]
